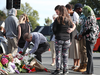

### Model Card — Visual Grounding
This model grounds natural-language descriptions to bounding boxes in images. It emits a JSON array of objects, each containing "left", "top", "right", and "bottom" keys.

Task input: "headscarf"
[{"left": 83, "top": 5, "right": 96, "bottom": 20}]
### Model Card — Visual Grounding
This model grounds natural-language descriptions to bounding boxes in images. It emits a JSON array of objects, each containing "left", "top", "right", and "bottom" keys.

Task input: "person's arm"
[
  {"left": 18, "top": 25, "right": 21, "bottom": 42},
  {"left": 29, "top": 36, "right": 40, "bottom": 54},
  {"left": 22, "top": 41, "right": 30, "bottom": 55},
  {"left": 28, "top": 22, "right": 30, "bottom": 33},
  {"left": 67, "top": 23, "right": 76, "bottom": 33}
]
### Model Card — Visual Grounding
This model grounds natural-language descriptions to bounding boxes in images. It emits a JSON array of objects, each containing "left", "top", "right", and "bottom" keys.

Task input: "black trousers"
[
  {"left": 86, "top": 40, "right": 95, "bottom": 74},
  {"left": 34, "top": 42, "right": 50, "bottom": 62}
]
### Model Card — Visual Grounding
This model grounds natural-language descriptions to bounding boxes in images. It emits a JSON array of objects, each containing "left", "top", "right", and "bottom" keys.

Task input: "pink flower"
[{"left": 1, "top": 58, "right": 8, "bottom": 65}]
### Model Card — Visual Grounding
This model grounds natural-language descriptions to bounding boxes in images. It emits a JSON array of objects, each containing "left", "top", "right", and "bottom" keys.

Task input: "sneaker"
[
  {"left": 51, "top": 63, "right": 55, "bottom": 66},
  {"left": 51, "top": 70, "right": 62, "bottom": 75}
]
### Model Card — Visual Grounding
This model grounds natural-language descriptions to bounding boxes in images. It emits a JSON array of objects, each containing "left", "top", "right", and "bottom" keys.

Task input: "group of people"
[
  {"left": 49, "top": 3, "right": 99, "bottom": 75},
  {"left": 3, "top": 8, "right": 50, "bottom": 63},
  {"left": 0, "top": 2, "right": 99, "bottom": 75}
]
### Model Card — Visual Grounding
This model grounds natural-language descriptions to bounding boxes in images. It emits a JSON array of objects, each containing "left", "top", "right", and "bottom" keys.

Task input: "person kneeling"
[{"left": 22, "top": 32, "right": 50, "bottom": 62}]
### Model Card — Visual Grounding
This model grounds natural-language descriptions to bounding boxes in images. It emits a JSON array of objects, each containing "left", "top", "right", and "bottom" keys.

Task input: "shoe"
[
  {"left": 51, "top": 63, "right": 55, "bottom": 66},
  {"left": 82, "top": 71, "right": 94, "bottom": 74},
  {"left": 78, "top": 63, "right": 87, "bottom": 72},
  {"left": 82, "top": 71, "right": 88, "bottom": 74},
  {"left": 69, "top": 65, "right": 75, "bottom": 70},
  {"left": 51, "top": 70, "right": 62, "bottom": 75},
  {"left": 73, "top": 66, "right": 79, "bottom": 71},
  {"left": 73, "top": 64, "right": 84, "bottom": 71},
  {"left": 63, "top": 69, "right": 69, "bottom": 75}
]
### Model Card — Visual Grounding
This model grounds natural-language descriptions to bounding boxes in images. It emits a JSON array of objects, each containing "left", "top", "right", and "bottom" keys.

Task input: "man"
[
  {"left": 74, "top": 3, "right": 88, "bottom": 72},
  {"left": 55, "top": 5, "right": 60, "bottom": 15},
  {"left": 5, "top": 8, "right": 19, "bottom": 55},
  {"left": 22, "top": 32, "right": 50, "bottom": 62}
]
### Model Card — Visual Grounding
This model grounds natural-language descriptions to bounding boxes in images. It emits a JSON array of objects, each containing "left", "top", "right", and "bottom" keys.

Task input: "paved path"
[{"left": 10, "top": 51, "right": 100, "bottom": 75}]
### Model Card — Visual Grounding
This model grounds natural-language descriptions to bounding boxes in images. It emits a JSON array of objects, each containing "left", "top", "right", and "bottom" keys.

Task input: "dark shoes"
[
  {"left": 51, "top": 70, "right": 62, "bottom": 75},
  {"left": 63, "top": 69, "right": 68, "bottom": 75}
]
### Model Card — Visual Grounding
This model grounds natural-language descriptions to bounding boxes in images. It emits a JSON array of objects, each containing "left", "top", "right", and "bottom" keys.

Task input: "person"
[
  {"left": 80, "top": 5, "right": 99, "bottom": 74},
  {"left": 65, "top": 4, "right": 80, "bottom": 70},
  {"left": 22, "top": 14, "right": 32, "bottom": 32},
  {"left": 55, "top": 5, "right": 60, "bottom": 15},
  {"left": 73, "top": 3, "right": 88, "bottom": 72},
  {"left": 49, "top": 14, "right": 58, "bottom": 66},
  {"left": 17, "top": 14, "right": 30, "bottom": 52},
  {"left": 5, "top": 8, "right": 19, "bottom": 55},
  {"left": 52, "top": 5, "right": 76, "bottom": 75},
  {"left": 0, "top": 26, "right": 6, "bottom": 38},
  {"left": 22, "top": 32, "right": 50, "bottom": 62}
]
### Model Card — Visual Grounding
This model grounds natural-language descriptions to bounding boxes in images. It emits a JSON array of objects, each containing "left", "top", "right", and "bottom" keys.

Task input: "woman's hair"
[
  {"left": 22, "top": 13, "right": 29, "bottom": 22},
  {"left": 57, "top": 5, "right": 73, "bottom": 25},
  {"left": 19, "top": 15, "right": 26, "bottom": 24}
]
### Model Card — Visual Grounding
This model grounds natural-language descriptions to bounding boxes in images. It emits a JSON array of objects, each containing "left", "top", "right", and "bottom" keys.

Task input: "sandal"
[{"left": 69, "top": 66, "right": 76, "bottom": 70}]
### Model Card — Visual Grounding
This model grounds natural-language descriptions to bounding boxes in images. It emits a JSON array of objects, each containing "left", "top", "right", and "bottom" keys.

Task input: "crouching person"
[{"left": 22, "top": 32, "right": 50, "bottom": 62}]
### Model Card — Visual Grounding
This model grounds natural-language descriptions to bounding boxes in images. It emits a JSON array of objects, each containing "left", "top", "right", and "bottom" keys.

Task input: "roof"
[{"left": 33, "top": 26, "right": 50, "bottom": 36}]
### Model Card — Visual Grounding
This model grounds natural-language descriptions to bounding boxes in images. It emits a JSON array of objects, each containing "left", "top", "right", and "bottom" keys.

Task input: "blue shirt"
[{"left": 23, "top": 32, "right": 47, "bottom": 54}]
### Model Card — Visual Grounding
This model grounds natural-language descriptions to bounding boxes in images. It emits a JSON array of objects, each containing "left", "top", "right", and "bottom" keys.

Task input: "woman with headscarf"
[{"left": 79, "top": 5, "right": 99, "bottom": 74}]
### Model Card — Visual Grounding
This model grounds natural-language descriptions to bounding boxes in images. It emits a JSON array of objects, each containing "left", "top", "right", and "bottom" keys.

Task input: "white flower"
[{"left": 14, "top": 58, "right": 21, "bottom": 65}]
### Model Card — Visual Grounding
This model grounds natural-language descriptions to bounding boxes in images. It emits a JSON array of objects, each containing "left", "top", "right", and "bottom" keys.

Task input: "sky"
[{"left": 0, "top": 0, "right": 71, "bottom": 26}]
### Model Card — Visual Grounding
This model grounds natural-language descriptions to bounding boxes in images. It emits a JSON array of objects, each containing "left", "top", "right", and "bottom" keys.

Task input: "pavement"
[{"left": 10, "top": 51, "right": 100, "bottom": 75}]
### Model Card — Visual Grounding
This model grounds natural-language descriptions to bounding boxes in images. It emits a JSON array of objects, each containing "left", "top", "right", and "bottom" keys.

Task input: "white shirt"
[{"left": 70, "top": 11, "right": 79, "bottom": 25}]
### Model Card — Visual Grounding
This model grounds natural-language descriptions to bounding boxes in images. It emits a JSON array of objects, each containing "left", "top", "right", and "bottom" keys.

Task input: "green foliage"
[
  {"left": 17, "top": 2, "right": 40, "bottom": 30},
  {"left": 0, "top": 10, "right": 7, "bottom": 21},
  {"left": 44, "top": 17, "right": 52, "bottom": 26},
  {"left": 69, "top": 0, "right": 100, "bottom": 17}
]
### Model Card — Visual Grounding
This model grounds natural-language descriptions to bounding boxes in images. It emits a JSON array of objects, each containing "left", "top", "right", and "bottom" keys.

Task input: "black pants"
[
  {"left": 34, "top": 42, "right": 50, "bottom": 62},
  {"left": 86, "top": 40, "right": 95, "bottom": 74}
]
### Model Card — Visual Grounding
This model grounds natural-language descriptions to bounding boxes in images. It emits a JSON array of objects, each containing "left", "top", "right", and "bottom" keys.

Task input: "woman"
[
  {"left": 65, "top": 4, "right": 80, "bottom": 70},
  {"left": 18, "top": 14, "right": 30, "bottom": 52},
  {"left": 52, "top": 5, "right": 76, "bottom": 75},
  {"left": 81, "top": 5, "right": 99, "bottom": 74},
  {"left": 22, "top": 13, "right": 32, "bottom": 32},
  {"left": 50, "top": 14, "right": 58, "bottom": 66}
]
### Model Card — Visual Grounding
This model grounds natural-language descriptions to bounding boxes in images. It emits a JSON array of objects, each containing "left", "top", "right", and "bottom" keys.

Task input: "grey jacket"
[{"left": 5, "top": 8, "right": 19, "bottom": 37}]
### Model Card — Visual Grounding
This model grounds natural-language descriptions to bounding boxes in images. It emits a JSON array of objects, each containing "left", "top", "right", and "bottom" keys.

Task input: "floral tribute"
[{"left": 0, "top": 51, "right": 50, "bottom": 75}]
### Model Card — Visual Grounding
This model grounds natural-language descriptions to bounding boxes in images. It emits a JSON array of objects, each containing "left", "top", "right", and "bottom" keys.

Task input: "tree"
[
  {"left": 69, "top": 0, "right": 100, "bottom": 17},
  {"left": 0, "top": 10, "right": 7, "bottom": 21},
  {"left": 44, "top": 17, "right": 52, "bottom": 26},
  {"left": 17, "top": 2, "right": 39, "bottom": 30}
]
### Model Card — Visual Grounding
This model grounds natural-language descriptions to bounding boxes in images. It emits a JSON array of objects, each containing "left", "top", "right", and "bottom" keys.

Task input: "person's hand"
[
  {"left": 67, "top": 28, "right": 73, "bottom": 33},
  {"left": 79, "top": 34, "right": 82, "bottom": 38}
]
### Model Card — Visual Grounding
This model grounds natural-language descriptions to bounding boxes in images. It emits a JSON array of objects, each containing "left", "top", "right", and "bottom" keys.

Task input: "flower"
[
  {"left": 19, "top": 51, "right": 23, "bottom": 54},
  {"left": 1, "top": 58, "right": 8, "bottom": 65}
]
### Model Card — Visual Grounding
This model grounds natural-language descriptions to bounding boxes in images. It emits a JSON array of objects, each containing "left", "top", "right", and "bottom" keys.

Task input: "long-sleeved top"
[
  {"left": 82, "top": 16, "right": 99, "bottom": 43},
  {"left": 23, "top": 32, "right": 47, "bottom": 54},
  {"left": 5, "top": 8, "right": 19, "bottom": 37}
]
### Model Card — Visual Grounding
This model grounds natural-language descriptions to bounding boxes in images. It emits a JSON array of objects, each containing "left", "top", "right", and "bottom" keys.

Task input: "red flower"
[
  {"left": 19, "top": 51, "right": 23, "bottom": 54},
  {"left": 44, "top": 68, "right": 50, "bottom": 72}
]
